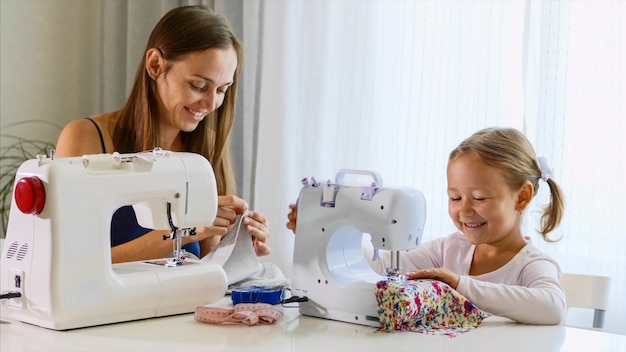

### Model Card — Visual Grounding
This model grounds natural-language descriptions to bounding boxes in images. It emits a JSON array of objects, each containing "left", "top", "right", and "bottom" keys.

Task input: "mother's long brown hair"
[{"left": 113, "top": 5, "right": 241, "bottom": 195}]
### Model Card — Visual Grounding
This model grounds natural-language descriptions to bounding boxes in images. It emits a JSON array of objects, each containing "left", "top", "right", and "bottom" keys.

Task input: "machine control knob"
[{"left": 15, "top": 176, "right": 46, "bottom": 215}]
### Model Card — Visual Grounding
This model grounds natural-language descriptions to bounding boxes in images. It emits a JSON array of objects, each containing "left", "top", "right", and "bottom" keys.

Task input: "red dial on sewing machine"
[{"left": 15, "top": 176, "right": 46, "bottom": 215}]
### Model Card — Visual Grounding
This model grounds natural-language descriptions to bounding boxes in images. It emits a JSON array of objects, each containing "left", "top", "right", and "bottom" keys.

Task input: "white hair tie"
[{"left": 538, "top": 156, "right": 553, "bottom": 182}]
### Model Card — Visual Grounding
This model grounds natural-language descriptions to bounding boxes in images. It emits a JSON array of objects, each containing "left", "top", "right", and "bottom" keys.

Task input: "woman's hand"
[
  {"left": 197, "top": 195, "right": 248, "bottom": 257},
  {"left": 215, "top": 195, "right": 247, "bottom": 231},
  {"left": 197, "top": 195, "right": 271, "bottom": 257},
  {"left": 405, "top": 268, "right": 460, "bottom": 290},
  {"left": 243, "top": 210, "right": 271, "bottom": 256},
  {"left": 286, "top": 203, "right": 297, "bottom": 234}
]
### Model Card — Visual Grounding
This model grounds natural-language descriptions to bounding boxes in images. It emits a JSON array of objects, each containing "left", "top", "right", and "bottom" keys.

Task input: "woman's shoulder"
[
  {"left": 63, "top": 112, "right": 112, "bottom": 125},
  {"left": 55, "top": 113, "right": 116, "bottom": 157},
  {"left": 89, "top": 112, "right": 119, "bottom": 125}
]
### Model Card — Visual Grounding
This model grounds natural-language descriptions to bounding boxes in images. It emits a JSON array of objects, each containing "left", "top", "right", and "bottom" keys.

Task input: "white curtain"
[{"left": 252, "top": 0, "right": 625, "bottom": 334}]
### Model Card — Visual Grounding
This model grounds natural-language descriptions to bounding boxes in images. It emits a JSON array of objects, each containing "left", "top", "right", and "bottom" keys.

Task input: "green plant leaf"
[{"left": 0, "top": 120, "right": 61, "bottom": 237}]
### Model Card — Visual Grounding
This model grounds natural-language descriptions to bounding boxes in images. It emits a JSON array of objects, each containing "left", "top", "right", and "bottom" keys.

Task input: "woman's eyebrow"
[{"left": 193, "top": 74, "right": 233, "bottom": 86}]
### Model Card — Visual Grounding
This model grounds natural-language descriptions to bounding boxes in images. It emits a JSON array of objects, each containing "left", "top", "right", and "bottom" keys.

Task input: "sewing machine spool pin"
[{"left": 321, "top": 179, "right": 337, "bottom": 207}]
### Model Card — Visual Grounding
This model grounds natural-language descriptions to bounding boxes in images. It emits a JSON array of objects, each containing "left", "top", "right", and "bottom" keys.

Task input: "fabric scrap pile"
[{"left": 375, "top": 278, "right": 490, "bottom": 337}]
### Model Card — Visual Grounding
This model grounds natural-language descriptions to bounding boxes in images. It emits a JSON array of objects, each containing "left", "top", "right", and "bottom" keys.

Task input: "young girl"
[{"left": 287, "top": 127, "right": 566, "bottom": 325}]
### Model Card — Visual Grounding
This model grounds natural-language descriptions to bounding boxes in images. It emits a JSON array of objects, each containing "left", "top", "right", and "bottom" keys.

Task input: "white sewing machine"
[
  {"left": 0, "top": 149, "right": 227, "bottom": 330},
  {"left": 291, "top": 169, "right": 426, "bottom": 327}
]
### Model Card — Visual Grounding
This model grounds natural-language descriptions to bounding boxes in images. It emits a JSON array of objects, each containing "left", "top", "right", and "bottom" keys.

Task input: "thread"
[
  {"left": 82, "top": 152, "right": 121, "bottom": 169},
  {"left": 322, "top": 180, "right": 336, "bottom": 207}
]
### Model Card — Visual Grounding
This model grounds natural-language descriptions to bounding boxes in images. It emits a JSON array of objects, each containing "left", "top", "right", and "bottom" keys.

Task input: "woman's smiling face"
[
  {"left": 447, "top": 153, "right": 523, "bottom": 245},
  {"left": 153, "top": 46, "right": 238, "bottom": 133}
]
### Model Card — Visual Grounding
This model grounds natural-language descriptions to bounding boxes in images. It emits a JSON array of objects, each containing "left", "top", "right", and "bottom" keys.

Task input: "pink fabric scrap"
[{"left": 194, "top": 303, "right": 282, "bottom": 326}]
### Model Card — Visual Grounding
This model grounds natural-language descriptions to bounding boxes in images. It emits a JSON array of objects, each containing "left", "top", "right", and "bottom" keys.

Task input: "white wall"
[{"left": 1, "top": 0, "right": 102, "bottom": 143}]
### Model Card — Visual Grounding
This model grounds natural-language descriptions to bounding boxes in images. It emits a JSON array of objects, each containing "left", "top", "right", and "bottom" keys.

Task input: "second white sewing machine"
[
  {"left": 291, "top": 169, "right": 427, "bottom": 327},
  {"left": 0, "top": 149, "right": 227, "bottom": 330}
]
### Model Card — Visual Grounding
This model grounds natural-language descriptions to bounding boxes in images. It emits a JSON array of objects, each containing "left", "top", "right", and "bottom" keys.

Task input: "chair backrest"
[{"left": 560, "top": 272, "right": 611, "bottom": 329}]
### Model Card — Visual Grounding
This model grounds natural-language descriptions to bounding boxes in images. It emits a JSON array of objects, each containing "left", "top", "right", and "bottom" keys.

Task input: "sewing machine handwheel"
[{"left": 15, "top": 176, "right": 46, "bottom": 215}]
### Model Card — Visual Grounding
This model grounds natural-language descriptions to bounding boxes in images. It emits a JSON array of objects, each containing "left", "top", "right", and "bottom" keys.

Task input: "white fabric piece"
[
  {"left": 201, "top": 212, "right": 263, "bottom": 285},
  {"left": 227, "top": 262, "right": 290, "bottom": 292}
]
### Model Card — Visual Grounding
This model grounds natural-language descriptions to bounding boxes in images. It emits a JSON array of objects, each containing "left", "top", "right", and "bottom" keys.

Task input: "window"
[{"left": 254, "top": 0, "right": 625, "bottom": 334}]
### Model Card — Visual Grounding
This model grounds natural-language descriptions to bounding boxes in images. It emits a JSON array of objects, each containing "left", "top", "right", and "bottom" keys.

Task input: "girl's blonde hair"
[{"left": 449, "top": 127, "right": 565, "bottom": 241}]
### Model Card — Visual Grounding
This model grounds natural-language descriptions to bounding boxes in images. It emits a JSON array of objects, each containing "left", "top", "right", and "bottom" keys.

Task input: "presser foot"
[
  {"left": 164, "top": 248, "right": 190, "bottom": 267},
  {"left": 162, "top": 226, "right": 196, "bottom": 267},
  {"left": 385, "top": 267, "right": 400, "bottom": 277},
  {"left": 165, "top": 257, "right": 183, "bottom": 267},
  {"left": 384, "top": 267, "right": 407, "bottom": 282}
]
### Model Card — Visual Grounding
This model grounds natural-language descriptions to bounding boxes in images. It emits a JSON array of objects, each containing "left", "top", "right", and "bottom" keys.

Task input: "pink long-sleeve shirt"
[{"left": 366, "top": 232, "right": 566, "bottom": 325}]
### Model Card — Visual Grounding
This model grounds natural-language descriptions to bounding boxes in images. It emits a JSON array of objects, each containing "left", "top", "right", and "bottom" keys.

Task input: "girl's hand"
[
  {"left": 286, "top": 203, "right": 297, "bottom": 234},
  {"left": 406, "top": 268, "right": 460, "bottom": 289},
  {"left": 243, "top": 210, "right": 271, "bottom": 256}
]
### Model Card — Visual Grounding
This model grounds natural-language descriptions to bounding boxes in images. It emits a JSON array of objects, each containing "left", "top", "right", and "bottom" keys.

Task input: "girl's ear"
[
  {"left": 516, "top": 181, "right": 534, "bottom": 212},
  {"left": 145, "top": 48, "right": 164, "bottom": 79}
]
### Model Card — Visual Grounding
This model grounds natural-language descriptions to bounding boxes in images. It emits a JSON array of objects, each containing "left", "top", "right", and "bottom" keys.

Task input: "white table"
[{"left": 2, "top": 304, "right": 624, "bottom": 352}]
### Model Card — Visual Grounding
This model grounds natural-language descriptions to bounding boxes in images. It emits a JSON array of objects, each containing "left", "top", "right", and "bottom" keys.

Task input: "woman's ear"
[
  {"left": 145, "top": 48, "right": 164, "bottom": 79},
  {"left": 516, "top": 181, "right": 534, "bottom": 212}
]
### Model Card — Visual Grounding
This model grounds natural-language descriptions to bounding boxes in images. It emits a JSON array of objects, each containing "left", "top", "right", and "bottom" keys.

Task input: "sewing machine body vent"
[{"left": 291, "top": 170, "right": 426, "bottom": 327}]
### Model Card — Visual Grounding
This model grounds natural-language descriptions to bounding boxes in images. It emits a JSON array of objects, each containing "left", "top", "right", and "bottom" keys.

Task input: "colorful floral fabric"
[{"left": 375, "top": 278, "right": 490, "bottom": 337}]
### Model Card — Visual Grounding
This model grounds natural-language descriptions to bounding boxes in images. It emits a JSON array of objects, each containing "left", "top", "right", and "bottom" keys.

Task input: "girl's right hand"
[{"left": 406, "top": 268, "right": 460, "bottom": 290}]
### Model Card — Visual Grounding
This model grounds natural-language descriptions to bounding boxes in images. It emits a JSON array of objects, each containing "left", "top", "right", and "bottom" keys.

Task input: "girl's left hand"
[
  {"left": 243, "top": 210, "right": 271, "bottom": 256},
  {"left": 406, "top": 268, "right": 460, "bottom": 289},
  {"left": 286, "top": 203, "right": 297, "bottom": 234}
]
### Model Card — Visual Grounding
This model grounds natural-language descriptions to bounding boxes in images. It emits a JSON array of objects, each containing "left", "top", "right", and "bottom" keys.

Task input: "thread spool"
[
  {"left": 82, "top": 152, "right": 121, "bottom": 169},
  {"left": 322, "top": 179, "right": 336, "bottom": 207}
]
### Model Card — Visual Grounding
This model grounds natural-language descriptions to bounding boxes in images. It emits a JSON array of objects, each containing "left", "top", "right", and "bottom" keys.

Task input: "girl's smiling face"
[
  {"left": 152, "top": 47, "right": 238, "bottom": 134},
  {"left": 447, "top": 153, "right": 524, "bottom": 245}
]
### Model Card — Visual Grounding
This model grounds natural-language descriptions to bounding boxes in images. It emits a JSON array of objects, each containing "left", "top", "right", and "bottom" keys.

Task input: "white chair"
[{"left": 560, "top": 272, "right": 611, "bottom": 329}]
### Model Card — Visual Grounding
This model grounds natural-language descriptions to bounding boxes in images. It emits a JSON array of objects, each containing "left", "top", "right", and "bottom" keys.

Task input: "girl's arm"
[
  {"left": 364, "top": 236, "right": 445, "bottom": 276},
  {"left": 456, "top": 260, "right": 566, "bottom": 325}
]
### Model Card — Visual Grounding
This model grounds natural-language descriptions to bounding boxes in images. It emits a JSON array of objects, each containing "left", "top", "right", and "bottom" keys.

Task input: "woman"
[{"left": 56, "top": 5, "right": 270, "bottom": 263}]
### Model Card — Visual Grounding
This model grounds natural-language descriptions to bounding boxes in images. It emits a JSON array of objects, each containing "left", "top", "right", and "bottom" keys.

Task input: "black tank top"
[{"left": 85, "top": 117, "right": 107, "bottom": 153}]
